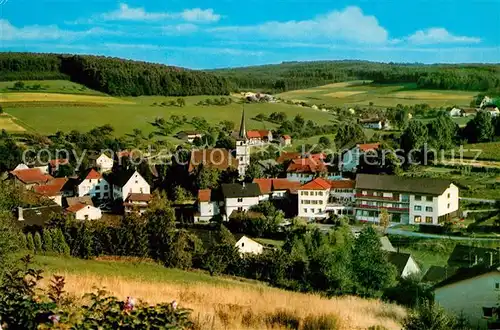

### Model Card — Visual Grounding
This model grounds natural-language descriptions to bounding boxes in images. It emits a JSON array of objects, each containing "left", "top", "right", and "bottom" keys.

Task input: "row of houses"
[{"left": 195, "top": 173, "right": 459, "bottom": 227}]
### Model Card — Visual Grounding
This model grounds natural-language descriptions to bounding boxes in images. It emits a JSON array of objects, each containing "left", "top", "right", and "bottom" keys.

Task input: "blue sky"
[{"left": 1, "top": 0, "right": 499, "bottom": 68}]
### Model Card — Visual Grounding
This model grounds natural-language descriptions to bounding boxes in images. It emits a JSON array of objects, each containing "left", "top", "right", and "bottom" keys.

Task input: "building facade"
[
  {"left": 96, "top": 153, "right": 114, "bottom": 173},
  {"left": 235, "top": 109, "right": 250, "bottom": 177},
  {"left": 112, "top": 170, "right": 151, "bottom": 201},
  {"left": 77, "top": 169, "right": 110, "bottom": 200},
  {"left": 221, "top": 183, "right": 260, "bottom": 219},
  {"left": 354, "top": 174, "right": 459, "bottom": 226}
]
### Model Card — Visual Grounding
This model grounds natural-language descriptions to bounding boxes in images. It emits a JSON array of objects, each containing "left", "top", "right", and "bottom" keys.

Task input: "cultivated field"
[
  {"left": 34, "top": 255, "right": 406, "bottom": 330},
  {"left": 278, "top": 81, "right": 477, "bottom": 108},
  {"left": 2, "top": 91, "right": 335, "bottom": 136},
  {"left": 0, "top": 114, "right": 26, "bottom": 132}
]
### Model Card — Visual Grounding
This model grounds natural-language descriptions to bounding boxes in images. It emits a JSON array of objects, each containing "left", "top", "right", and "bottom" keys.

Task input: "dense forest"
[
  {"left": 1, "top": 52, "right": 499, "bottom": 96},
  {"left": 0, "top": 52, "right": 230, "bottom": 96},
  {"left": 214, "top": 61, "right": 500, "bottom": 93}
]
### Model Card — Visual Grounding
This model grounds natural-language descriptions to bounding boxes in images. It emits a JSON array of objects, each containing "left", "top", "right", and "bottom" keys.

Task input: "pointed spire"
[{"left": 238, "top": 106, "right": 247, "bottom": 140}]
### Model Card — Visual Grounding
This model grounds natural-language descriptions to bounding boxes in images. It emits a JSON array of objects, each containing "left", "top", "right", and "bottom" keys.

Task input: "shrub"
[
  {"left": 266, "top": 309, "right": 300, "bottom": 329},
  {"left": 42, "top": 229, "right": 53, "bottom": 252},
  {"left": 302, "top": 314, "right": 340, "bottom": 330},
  {"left": 33, "top": 232, "right": 43, "bottom": 253},
  {"left": 26, "top": 233, "right": 35, "bottom": 251}
]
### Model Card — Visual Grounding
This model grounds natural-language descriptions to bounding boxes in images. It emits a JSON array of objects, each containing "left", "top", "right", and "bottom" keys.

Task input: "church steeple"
[{"left": 238, "top": 106, "right": 247, "bottom": 140}]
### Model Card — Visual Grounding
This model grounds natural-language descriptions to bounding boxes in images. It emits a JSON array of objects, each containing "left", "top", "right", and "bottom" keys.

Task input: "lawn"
[
  {"left": 455, "top": 142, "right": 500, "bottom": 161},
  {"left": 0, "top": 80, "right": 105, "bottom": 95},
  {"left": 278, "top": 81, "right": 476, "bottom": 108},
  {"left": 4, "top": 95, "right": 336, "bottom": 136}
]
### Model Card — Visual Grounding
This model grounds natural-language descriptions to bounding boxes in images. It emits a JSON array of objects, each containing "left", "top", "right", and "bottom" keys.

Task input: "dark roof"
[
  {"left": 434, "top": 264, "right": 500, "bottom": 289},
  {"left": 108, "top": 169, "right": 136, "bottom": 187},
  {"left": 447, "top": 244, "right": 500, "bottom": 267},
  {"left": 355, "top": 174, "right": 452, "bottom": 195},
  {"left": 422, "top": 266, "right": 458, "bottom": 283},
  {"left": 221, "top": 183, "right": 261, "bottom": 198},
  {"left": 387, "top": 252, "right": 412, "bottom": 276},
  {"left": 16, "top": 205, "right": 63, "bottom": 227}
]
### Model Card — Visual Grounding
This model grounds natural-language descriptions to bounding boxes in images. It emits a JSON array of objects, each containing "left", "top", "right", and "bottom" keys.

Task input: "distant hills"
[{"left": 0, "top": 52, "right": 499, "bottom": 97}]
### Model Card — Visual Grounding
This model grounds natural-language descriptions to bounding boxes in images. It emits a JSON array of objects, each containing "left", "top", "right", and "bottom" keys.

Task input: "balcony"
[
  {"left": 356, "top": 204, "right": 409, "bottom": 212},
  {"left": 355, "top": 193, "right": 405, "bottom": 202}
]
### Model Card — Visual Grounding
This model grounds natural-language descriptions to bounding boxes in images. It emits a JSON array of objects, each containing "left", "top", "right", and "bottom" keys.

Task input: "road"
[
  {"left": 460, "top": 197, "right": 498, "bottom": 204},
  {"left": 386, "top": 228, "right": 500, "bottom": 241}
]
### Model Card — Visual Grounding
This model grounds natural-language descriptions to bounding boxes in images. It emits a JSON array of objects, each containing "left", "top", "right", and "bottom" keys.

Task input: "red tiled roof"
[
  {"left": 276, "top": 152, "right": 301, "bottom": 163},
  {"left": 272, "top": 179, "right": 302, "bottom": 193},
  {"left": 125, "top": 193, "right": 152, "bottom": 202},
  {"left": 49, "top": 159, "right": 69, "bottom": 168},
  {"left": 286, "top": 158, "right": 327, "bottom": 174},
  {"left": 34, "top": 184, "right": 62, "bottom": 197},
  {"left": 253, "top": 179, "right": 273, "bottom": 194},
  {"left": 84, "top": 169, "right": 102, "bottom": 180},
  {"left": 358, "top": 143, "right": 380, "bottom": 152},
  {"left": 198, "top": 189, "right": 211, "bottom": 202},
  {"left": 11, "top": 168, "right": 53, "bottom": 184},
  {"left": 300, "top": 177, "right": 332, "bottom": 190},
  {"left": 188, "top": 148, "right": 239, "bottom": 172},
  {"left": 282, "top": 135, "right": 291, "bottom": 140},
  {"left": 247, "top": 130, "right": 270, "bottom": 139},
  {"left": 66, "top": 203, "right": 88, "bottom": 213},
  {"left": 329, "top": 179, "right": 355, "bottom": 189},
  {"left": 47, "top": 177, "right": 69, "bottom": 190}
]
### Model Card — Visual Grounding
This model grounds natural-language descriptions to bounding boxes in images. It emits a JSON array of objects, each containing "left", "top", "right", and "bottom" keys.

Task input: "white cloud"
[
  {"left": 103, "top": 43, "right": 265, "bottom": 56},
  {"left": 162, "top": 23, "right": 199, "bottom": 35},
  {"left": 407, "top": 28, "right": 481, "bottom": 45},
  {"left": 209, "top": 6, "right": 388, "bottom": 44},
  {"left": 77, "top": 4, "right": 221, "bottom": 24},
  {"left": 0, "top": 19, "right": 117, "bottom": 40},
  {"left": 181, "top": 8, "right": 220, "bottom": 23}
]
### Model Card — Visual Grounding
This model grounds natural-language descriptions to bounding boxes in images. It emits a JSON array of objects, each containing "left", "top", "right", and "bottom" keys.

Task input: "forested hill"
[
  {"left": 213, "top": 61, "right": 500, "bottom": 93},
  {"left": 0, "top": 52, "right": 230, "bottom": 96}
]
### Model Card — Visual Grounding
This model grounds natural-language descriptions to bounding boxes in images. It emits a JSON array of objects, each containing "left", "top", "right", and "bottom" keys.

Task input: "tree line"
[
  {"left": 0, "top": 52, "right": 230, "bottom": 96},
  {"left": 214, "top": 60, "right": 500, "bottom": 93}
]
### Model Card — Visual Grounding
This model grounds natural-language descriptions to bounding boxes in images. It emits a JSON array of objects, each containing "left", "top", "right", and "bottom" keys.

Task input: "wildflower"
[
  {"left": 171, "top": 300, "right": 178, "bottom": 310},
  {"left": 48, "top": 314, "right": 60, "bottom": 324},
  {"left": 124, "top": 296, "right": 136, "bottom": 313}
]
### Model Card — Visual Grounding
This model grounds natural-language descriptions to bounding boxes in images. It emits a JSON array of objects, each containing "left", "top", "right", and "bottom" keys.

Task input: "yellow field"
[
  {"left": 0, "top": 115, "right": 26, "bottom": 132},
  {"left": 325, "top": 91, "right": 366, "bottom": 98},
  {"left": 0, "top": 92, "right": 133, "bottom": 104},
  {"left": 391, "top": 91, "right": 474, "bottom": 100},
  {"left": 46, "top": 272, "right": 406, "bottom": 330}
]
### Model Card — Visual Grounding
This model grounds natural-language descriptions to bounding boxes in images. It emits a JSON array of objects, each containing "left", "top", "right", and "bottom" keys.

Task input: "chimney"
[{"left": 18, "top": 206, "right": 24, "bottom": 221}]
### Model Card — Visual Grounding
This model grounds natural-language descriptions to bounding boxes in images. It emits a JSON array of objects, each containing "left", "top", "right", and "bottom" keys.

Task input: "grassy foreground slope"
[{"left": 34, "top": 255, "right": 405, "bottom": 330}]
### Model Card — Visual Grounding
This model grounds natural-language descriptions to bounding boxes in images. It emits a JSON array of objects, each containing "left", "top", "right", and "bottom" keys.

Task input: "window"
[
  {"left": 304, "top": 191, "right": 309, "bottom": 196},
  {"left": 311, "top": 208, "right": 315, "bottom": 213},
  {"left": 303, "top": 208, "right": 307, "bottom": 213},
  {"left": 104, "top": 185, "right": 109, "bottom": 190},
  {"left": 495, "top": 283, "right": 499, "bottom": 290},
  {"left": 237, "top": 198, "right": 243, "bottom": 203},
  {"left": 237, "top": 207, "right": 243, "bottom": 212},
  {"left": 84, "top": 215, "right": 89, "bottom": 220},
  {"left": 96, "top": 192, "right": 101, "bottom": 198},
  {"left": 95, "top": 185, "right": 100, "bottom": 191},
  {"left": 425, "top": 217, "right": 433, "bottom": 223},
  {"left": 447, "top": 193, "right": 451, "bottom": 198},
  {"left": 414, "top": 205, "right": 422, "bottom": 211},
  {"left": 426, "top": 206, "right": 433, "bottom": 212},
  {"left": 401, "top": 195, "right": 409, "bottom": 202},
  {"left": 425, "top": 196, "right": 432, "bottom": 202},
  {"left": 483, "top": 307, "right": 494, "bottom": 318},
  {"left": 241, "top": 242, "right": 244, "bottom": 247},
  {"left": 318, "top": 191, "right": 323, "bottom": 196},
  {"left": 447, "top": 203, "right": 450, "bottom": 208},
  {"left": 415, "top": 195, "right": 421, "bottom": 201},
  {"left": 373, "top": 191, "right": 378, "bottom": 196},
  {"left": 362, "top": 191, "right": 367, "bottom": 195},
  {"left": 135, "top": 180, "right": 138, "bottom": 184},
  {"left": 414, "top": 216, "right": 421, "bottom": 223}
]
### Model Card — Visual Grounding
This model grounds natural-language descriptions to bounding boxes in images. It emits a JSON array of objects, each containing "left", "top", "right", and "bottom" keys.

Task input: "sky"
[{"left": 1, "top": 0, "right": 499, "bottom": 69}]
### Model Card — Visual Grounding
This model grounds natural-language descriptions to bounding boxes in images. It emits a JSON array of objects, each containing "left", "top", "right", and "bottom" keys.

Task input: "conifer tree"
[
  {"left": 42, "top": 229, "right": 53, "bottom": 252},
  {"left": 26, "top": 233, "right": 35, "bottom": 252},
  {"left": 33, "top": 232, "right": 43, "bottom": 254}
]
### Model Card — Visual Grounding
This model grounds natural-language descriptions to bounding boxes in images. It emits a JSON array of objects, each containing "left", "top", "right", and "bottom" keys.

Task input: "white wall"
[
  {"left": 114, "top": 171, "right": 151, "bottom": 201},
  {"left": 49, "top": 195, "right": 63, "bottom": 206},
  {"left": 236, "top": 140, "right": 250, "bottom": 177},
  {"left": 401, "top": 257, "right": 421, "bottom": 278},
  {"left": 78, "top": 178, "right": 110, "bottom": 199},
  {"left": 225, "top": 196, "right": 259, "bottom": 218},
  {"left": 96, "top": 155, "right": 114, "bottom": 172},
  {"left": 197, "top": 201, "right": 219, "bottom": 221},
  {"left": 435, "top": 272, "right": 500, "bottom": 328},
  {"left": 409, "top": 184, "right": 459, "bottom": 225},
  {"left": 235, "top": 236, "right": 264, "bottom": 255},
  {"left": 75, "top": 205, "right": 102, "bottom": 220},
  {"left": 298, "top": 189, "right": 329, "bottom": 219}
]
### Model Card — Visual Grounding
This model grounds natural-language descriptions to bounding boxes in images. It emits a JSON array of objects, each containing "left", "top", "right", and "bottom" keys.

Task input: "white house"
[
  {"left": 297, "top": 177, "right": 355, "bottom": 220},
  {"left": 449, "top": 107, "right": 462, "bottom": 117},
  {"left": 124, "top": 193, "right": 152, "bottom": 214},
  {"left": 235, "top": 235, "right": 264, "bottom": 255},
  {"left": 360, "top": 118, "right": 390, "bottom": 130},
  {"left": 434, "top": 265, "right": 500, "bottom": 329},
  {"left": 246, "top": 130, "right": 273, "bottom": 145},
  {"left": 280, "top": 135, "right": 292, "bottom": 146},
  {"left": 111, "top": 169, "right": 150, "bottom": 201},
  {"left": 33, "top": 177, "right": 70, "bottom": 206},
  {"left": 77, "top": 169, "right": 110, "bottom": 200},
  {"left": 194, "top": 189, "right": 220, "bottom": 222},
  {"left": 96, "top": 153, "right": 114, "bottom": 173},
  {"left": 176, "top": 131, "right": 204, "bottom": 143},
  {"left": 387, "top": 252, "right": 421, "bottom": 278},
  {"left": 253, "top": 178, "right": 301, "bottom": 201},
  {"left": 221, "top": 183, "right": 261, "bottom": 220},
  {"left": 342, "top": 143, "right": 380, "bottom": 172},
  {"left": 67, "top": 203, "right": 102, "bottom": 220},
  {"left": 355, "top": 174, "right": 459, "bottom": 226}
]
